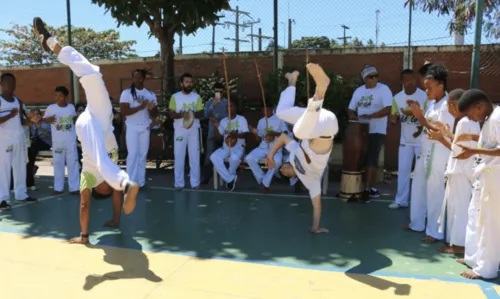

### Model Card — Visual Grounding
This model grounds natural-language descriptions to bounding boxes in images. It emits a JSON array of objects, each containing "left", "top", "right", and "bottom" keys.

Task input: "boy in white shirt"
[
  {"left": 453, "top": 89, "right": 500, "bottom": 280},
  {"left": 210, "top": 99, "right": 249, "bottom": 191},
  {"left": 267, "top": 64, "right": 338, "bottom": 234},
  {"left": 389, "top": 69, "right": 427, "bottom": 209},
  {"left": 246, "top": 104, "right": 288, "bottom": 193},
  {"left": 43, "top": 86, "right": 80, "bottom": 194},
  {"left": 168, "top": 73, "right": 204, "bottom": 189},
  {"left": 119, "top": 69, "right": 158, "bottom": 188}
]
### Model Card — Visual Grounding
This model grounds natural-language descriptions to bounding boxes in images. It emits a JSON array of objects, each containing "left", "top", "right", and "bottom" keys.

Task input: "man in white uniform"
[
  {"left": 246, "top": 104, "right": 288, "bottom": 193},
  {"left": 210, "top": 99, "right": 249, "bottom": 191},
  {"left": 0, "top": 73, "right": 37, "bottom": 210},
  {"left": 168, "top": 73, "right": 204, "bottom": 189},
  {"left": 267, "top": 64, "right": 338, "bottom": 234},
  {"left": 120, "top": 69, "right": 158, "bottom": 188},
  {"left": 389, "top": 69, "right": 427, "bottom": 209},
  {"left": 348, "top": 65, "right": 393, "bottom": 202},
  {"left": 43, "top": 86, "right": 80, "bottom": 194},
  {"left": 454, "top": 89, "right": 500, "bottom": 280},
  {"left": 33, "top": 17, "right": 139, "bottom": 244}
]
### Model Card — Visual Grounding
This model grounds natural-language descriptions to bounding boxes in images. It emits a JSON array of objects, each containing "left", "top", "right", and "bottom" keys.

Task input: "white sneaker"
[{"left": 388, "top": 202, "right": 407, "bottom": 209}]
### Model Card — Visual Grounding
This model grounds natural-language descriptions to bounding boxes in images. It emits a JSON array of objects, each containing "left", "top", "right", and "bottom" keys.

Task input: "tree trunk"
[{"left": 161, "top": 30, "right": 176, "bottom": 102}]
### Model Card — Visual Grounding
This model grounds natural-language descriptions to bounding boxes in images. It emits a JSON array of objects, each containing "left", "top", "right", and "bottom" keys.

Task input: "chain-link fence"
[{"left": 1, "top": 0, "right": 499, "bottom": 168}]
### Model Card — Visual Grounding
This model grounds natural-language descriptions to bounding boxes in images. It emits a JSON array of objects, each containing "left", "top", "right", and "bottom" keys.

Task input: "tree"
[
  {"left": 407, "top": 0, "right": 500, "bottom": 39},
  {"left": 366, "top": 39, "right": 376, "bottom": 48},
  {"left": 0, "top": 23, "right": 137, "bottom": 65},
  {"left": 290, "top": 36, "right": 332, "bottom": 49},
  {"left": 265, "top": 40, "right": 284, "bottom": 51},
  {"left": 91, "top": 0, "right": 230, "bottom": 101},
  {"left": 349, "top": 37, "right": 364, "bottom": 48}
]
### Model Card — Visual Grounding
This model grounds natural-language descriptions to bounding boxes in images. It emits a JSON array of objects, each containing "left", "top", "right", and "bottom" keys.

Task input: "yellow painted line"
[{"left": 0, "top": 232, "right": 487, "bottom": 299}]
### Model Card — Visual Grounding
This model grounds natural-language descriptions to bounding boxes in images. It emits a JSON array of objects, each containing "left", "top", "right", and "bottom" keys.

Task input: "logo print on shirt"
[
  {"left": 293, "top": 155, "right": 306, "bottom": 175},
  {"left": 56, "top": 115, "right": 74, "bottom": 131},
  {"left": 357, "top": 95, "right": 374, "bottom": 108}
]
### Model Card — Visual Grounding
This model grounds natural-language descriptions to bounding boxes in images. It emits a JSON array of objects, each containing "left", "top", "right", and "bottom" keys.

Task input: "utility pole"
[
  {"left": 178, "top": 32, "right": 183, "bottom": 54},
  {"left": 247, "top": 28, "right": 273, "bottom": 51},
  {"left": 273, "top": 0, "right": 278, "bottom": 71},
  {"left": 211, "top": 14, "right": 225, "bottom": 54},
  {"left": 224, "top": 6, "right": 250, "bottom": 52},
  {"left": 337, "top": 25, "right": 351, "bottom": 49},
  {"left": 288, "top": 18, "right": 295, "bottom": 48},
  {"left": 376, "top": 10, "right": 380, "bottom": 47},
  {"left": 244, "top": 18, "right": 260, "bottom": 51}
]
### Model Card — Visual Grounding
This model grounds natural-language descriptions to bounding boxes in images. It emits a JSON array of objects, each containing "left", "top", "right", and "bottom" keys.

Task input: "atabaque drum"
[{"left": 339, "top": 120, "right": 369, "bottom": 201}]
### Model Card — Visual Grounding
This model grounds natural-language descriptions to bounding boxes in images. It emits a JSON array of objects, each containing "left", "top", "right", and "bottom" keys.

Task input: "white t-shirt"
[
  {"left": 423, "top": 95, "right": 456, "bottom": 147},
  {"left": 0, "top": 96, "right": 24, "bottom": 143},
  {"left": 348, "top": 83, "right": 393, "bottom": 134},
  {"left": 44, "top": 103, "right": 77, "bottom": 142},
  {"left": 392, "top": 88, "right": 428, "bottom": 146},
  {"left": 257, "top": 114, "right": 288, "bottom": 150},
  {"left": 475, "top": 106, "right": 500, "bottom": 175},
  {"left": 446, "top": 117, "right": 480, "bottom": 176},
  {"left": 218, "top": 115, "right": 249, "bottom": 148},
  {"left": 286, "top": 139, "right": 331, "bottom": 198},
  {"left": 169, "top": 91, "right": 203, "bottom": 130},
  {"left": 119, "top": 87, "right": 157, "bottom": 126}
]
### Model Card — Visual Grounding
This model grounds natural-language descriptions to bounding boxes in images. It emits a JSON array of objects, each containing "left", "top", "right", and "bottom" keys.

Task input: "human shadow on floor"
[
  {"left": 344, "top": 251, "right": 411, "bottom": 296},
  {"left": 83, "top": 233, "right": 162, "bottom": 291}
]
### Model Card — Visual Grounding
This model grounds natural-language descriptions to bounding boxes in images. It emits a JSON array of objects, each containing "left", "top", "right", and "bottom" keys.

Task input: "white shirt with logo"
[
  {"left": 257, "top": 114, "right": 288, "bottom": 150},
  {"left": 392, "top": 88, "right": 428, "bottom": 146},
  {"left": 0, "top": 96, "right": 24, "bottom": 143},
  {"left": 119, "top": 87, "right": 157, "bottom": 126},
  {"left": 218, "top": 115, "right": 249, "bottom": 148},
  {"left": 348, "top": 83, "right": 393, "bottom": 134},
  {"left": 44, "top": 103, "right": 77, "bottom": 142},
  {"left": 169, "top": 91, "right": 203, "bottom": 130}
]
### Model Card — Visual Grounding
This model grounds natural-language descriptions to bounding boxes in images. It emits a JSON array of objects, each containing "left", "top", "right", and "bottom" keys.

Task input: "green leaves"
[{"left": 0, "top": 23, "right": 137, "bottom": 65}]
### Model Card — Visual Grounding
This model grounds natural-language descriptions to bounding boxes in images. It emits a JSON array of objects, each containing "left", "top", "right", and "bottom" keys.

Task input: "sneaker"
[
  {"left": 226, "top": 175, "right": 238, "bottom": 191},
  {"left": 367, "top": 187, "right": 380, "bottom": 198},
  {"left": 388, "top": 202, "right": 407, "bottom": 209},
  {"left": 25, "top": 197, "right": 37, "bottom": 202},
  {"left": 358, "top": 191, "right": 371, "bottom": 204},
  {"left": 0, "top": 201, "right": 11, "bottom": 210},
  {"left": 33, "top": 17, "right": 52, "bottom": 51}
]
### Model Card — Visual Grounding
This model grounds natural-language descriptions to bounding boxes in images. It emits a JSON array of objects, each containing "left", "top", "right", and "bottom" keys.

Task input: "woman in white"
[
  {"left": 119, "top": 69, "right": 158, "bottom": 188},
  {"left": 404, "top": 63, "right": 455, "bottom": 243}
]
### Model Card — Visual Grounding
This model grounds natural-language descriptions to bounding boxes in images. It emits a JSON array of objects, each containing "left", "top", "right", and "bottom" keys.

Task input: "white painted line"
[
  {"left": 148, "top": 186, "right": 394, "bottom": 203},
  {"left": 0, "top": 194, "right": 64, "bottom": 212}
]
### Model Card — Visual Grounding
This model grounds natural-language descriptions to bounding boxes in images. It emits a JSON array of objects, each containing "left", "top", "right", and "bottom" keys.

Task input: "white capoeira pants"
[
  {"left": 0, "top": 140, "right": 28, "bottom": 201},
  {"left": 58, "top": 46, "right": 129, "bottom": 191},
  {"left": 409, "top": 151, "right": 427, "bottom": 232},
  {"left": 276, "top": 86, "right": 337, "bottom": 140},
  {"left": 52, "top": 139, "right": 80, "bottom": 192},
  {"left": 173, "top": 127, "right": 200, "bottom": 188},
  {"left": 394, "top": 145, "right": 420, "bottom": 206},
  {"left": 126, "top": 124, "right": 150, "bottom": 187},
  {"left": 210, "top": 145, "right": 245, "bottom": 183},
  {"left": 438, "top": 173, "right": 472, "bottom": 246},
  {"left": 464, "top": 180, "right": 481, "bottom": 269},
  {"left": 246, "top": 147, "right": 282, "bottom": 187},
  {"left": 466, "top": 172, "right": 500, "bottom": 279}
]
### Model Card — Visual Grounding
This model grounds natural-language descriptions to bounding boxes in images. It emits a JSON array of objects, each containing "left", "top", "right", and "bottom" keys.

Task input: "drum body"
[{"left": 339, "top": 121, "right": 369, "bottom": 201}]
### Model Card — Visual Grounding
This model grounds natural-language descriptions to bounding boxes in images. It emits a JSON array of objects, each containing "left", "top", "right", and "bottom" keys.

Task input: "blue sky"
[{"left": 0, "top": 0, "right": 497, "bottom": 57}]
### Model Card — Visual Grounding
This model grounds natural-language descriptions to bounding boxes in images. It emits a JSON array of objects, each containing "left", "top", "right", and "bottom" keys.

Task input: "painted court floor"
[{"left": 1, "top": 171, "right": 499, "bottom": 299}]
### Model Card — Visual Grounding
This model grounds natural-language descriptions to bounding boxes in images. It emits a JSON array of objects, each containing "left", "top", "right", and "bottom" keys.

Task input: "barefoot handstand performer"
[
  {"left": 267, "top": 63, "right": 338, "bottom": 234},
  {"left": 33, "top": 17, "right": 139, "bottom": 244}
]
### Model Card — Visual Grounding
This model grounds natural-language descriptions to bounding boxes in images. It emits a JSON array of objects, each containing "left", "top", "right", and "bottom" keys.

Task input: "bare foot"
[
  {"left": 68, "top": 236, "right": 89, "bottom": 244},
  {"left": 311, "top": 227, "right": 329, "bottom": 234},
  {"left": 456, "top": 258, "right": 466, "bottom": 265},
  {"left": 422, "top": 236, "right": 438, "bottom": 243},
  {"left": 261, "top": 184, "right": 270, "bottom": 194},
  {"left": 460, "top": 270, "right": 481, "bottom": 280},
  {"left": 438, "top": 245, "right": 465, "bottom": 254},
  {"left": 123, "top": 181, "right": 139, "bottom": 215},
  {"left": 285, "top": 71, "right": 300, "bottom": 87},
  {"left": 306, "top": 63, "right": 330, "bottom": 100},
  {"left": 104, "top": 220, "right": 119, "bottom": 227}
]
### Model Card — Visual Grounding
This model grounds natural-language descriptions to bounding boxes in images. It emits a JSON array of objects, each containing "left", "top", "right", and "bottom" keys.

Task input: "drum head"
[{"left": 183, "top": 111, "right": 194, "bottom": 129}]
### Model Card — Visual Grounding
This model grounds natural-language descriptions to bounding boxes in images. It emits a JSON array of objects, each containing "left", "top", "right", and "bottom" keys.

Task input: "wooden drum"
[{"left": 339, "top": 121, "right": 369, "bottom": 201}]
